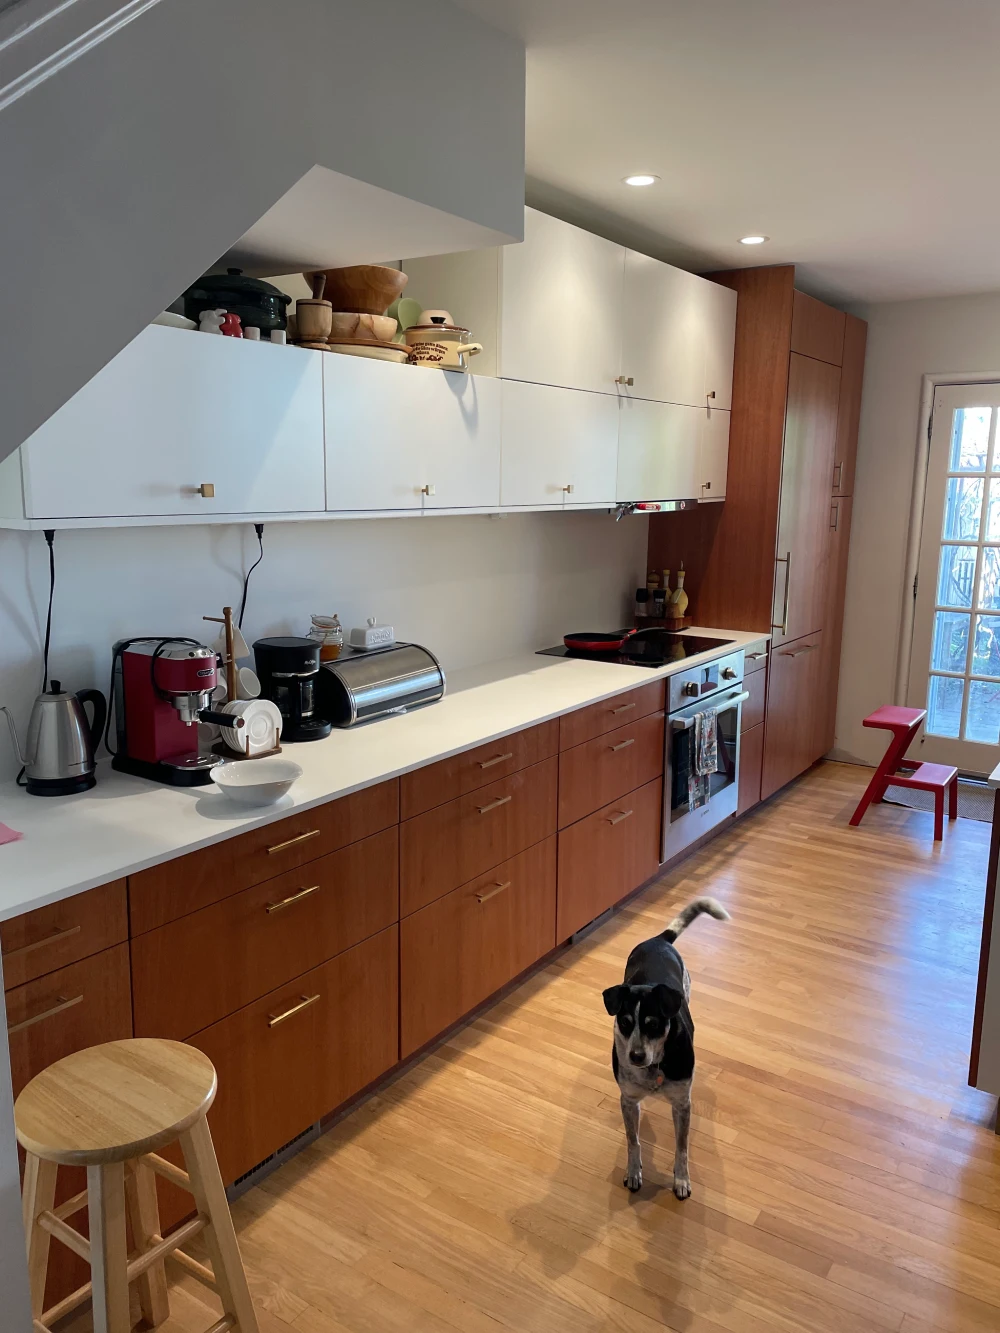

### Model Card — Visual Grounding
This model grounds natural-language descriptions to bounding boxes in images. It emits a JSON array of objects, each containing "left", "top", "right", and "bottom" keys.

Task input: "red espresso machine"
[{"left": 110, "top": 638, "right": 240, "bottom": 785}]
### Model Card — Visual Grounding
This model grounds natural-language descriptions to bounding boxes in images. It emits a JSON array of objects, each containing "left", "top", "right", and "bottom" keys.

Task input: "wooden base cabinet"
[
  {"left": 401, "top": 838, "right": 557, "bottom": 1058},
  {"left": 737, "top": 724, "right": 764, "bottom": 817},
  {"left": 761, "top": 633, "right": 825, "bottom": 800}
]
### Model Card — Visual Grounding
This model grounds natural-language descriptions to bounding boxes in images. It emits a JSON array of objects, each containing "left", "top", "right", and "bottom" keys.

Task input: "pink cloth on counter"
[{"left": 0, "top": 821, "right": 23, "bottom": 845}]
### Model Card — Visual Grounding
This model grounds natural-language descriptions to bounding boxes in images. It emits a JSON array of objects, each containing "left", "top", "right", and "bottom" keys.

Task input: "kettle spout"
[{"left": 0, "top": 706, "right": 26, "bottom": 766}]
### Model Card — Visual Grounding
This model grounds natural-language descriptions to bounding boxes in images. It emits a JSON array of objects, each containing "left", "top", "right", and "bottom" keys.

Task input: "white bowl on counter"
[{"left": 211, "top": 758, "right": 303, "bottom": 807}]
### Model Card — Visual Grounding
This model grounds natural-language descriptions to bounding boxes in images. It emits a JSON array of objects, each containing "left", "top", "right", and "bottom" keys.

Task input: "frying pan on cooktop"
[{"left": 562, "top": 627, "right": 663, "bottom": 653}]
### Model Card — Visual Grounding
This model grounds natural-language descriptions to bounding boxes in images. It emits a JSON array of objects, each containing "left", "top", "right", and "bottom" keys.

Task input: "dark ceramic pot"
[{"left": 182, "top": 268, "right": 291, "bottom": 332}]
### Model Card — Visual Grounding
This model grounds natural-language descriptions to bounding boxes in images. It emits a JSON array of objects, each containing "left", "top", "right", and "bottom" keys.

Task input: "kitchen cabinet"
[
  {"left": 12, "top": 327, "right": 325, "bottom": 519},
  {"left": 499, "top": 380, "right": 619, "bottom": 508},
  {"left": 400, "top": 838, "right": 557, "bottom": 1058},
  {"left": 621, "top": 251, "right": 737, "bottom": 410},
  {"left": 737, "top": 724, "right": 764, "bottom": 817},
  {"left": 742, "top": 668, "right": 767, "bottom": 732},
  {"left": 617, "top": 398, "right": 700, "bottom": 502},
  {"left": 400, "top": 721, "right": 558, "bottom": 819},
  {"left": 761, "top": 631, "right": 826, "bottom": 800},
  {"left": 771, "top": 353, "right": 841, "bottom": 645},
  {"left": 790, "top": 291, "right": 845, "bottom": 366},
  {"left": 559, "top": 680, "right": 665, "bottom": 749},
  {"left": 558, "top": 711, "right": 665, "bottom": 829},
  {"left": 701, "top": 404, "right": 731, "bottom": 502},
  {"left": 816, "top": 495, "right": 854, "bottom": 755},
  {"left": 324, "top": 355, "right": 501, "bottom": 511},
  {"left": 1, "top": 879, "right": 127, "bottom": 991},
  {"left": 833, "top": 315, "right": 867, "bottom": 496}
]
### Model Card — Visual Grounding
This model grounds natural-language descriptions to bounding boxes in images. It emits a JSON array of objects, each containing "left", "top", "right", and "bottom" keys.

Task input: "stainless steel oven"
[{"left": 663, "top": 649, "right": 748, "bottom": 860}]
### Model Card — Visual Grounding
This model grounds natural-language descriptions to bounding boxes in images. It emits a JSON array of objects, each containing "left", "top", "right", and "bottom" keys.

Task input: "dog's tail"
[{"left": 662, "top": 897, "right": 730, "bottom": 943}]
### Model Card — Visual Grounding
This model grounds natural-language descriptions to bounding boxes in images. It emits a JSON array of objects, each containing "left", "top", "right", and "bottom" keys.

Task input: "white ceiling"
[{"left": 454, "top": 0, "right": 1000, "bottom": 305}]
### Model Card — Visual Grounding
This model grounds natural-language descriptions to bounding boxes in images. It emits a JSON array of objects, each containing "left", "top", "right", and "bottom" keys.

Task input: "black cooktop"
[{"left": 537, "top": 630, "right": 734, "bottom": 668}]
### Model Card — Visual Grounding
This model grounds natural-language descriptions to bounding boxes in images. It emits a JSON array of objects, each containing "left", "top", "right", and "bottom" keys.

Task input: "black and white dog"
[{"left": 603, "top": 897, "right": 729, "bottom": 1198}]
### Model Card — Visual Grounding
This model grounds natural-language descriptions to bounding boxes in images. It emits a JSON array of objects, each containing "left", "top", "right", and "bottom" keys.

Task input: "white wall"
[
  {"left": 835, "top": 290, "right": 1000, "bottom": 767},
  {"left": 0, "top": 513, "right": 648, "bottom": 784}
]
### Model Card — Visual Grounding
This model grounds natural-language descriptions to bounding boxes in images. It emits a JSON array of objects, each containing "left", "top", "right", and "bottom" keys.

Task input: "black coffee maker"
[{"left": 253, "top": 637, "right": 332, "bottom": 742}]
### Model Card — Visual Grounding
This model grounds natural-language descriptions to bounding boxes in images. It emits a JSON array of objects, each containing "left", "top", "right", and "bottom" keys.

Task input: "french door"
[{"left": 907, "top": 383, "right": 1000, "bottom": 773}]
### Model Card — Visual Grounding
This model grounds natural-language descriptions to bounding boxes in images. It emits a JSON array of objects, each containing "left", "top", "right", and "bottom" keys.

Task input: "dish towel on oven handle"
[{"left": 688, "top": 710, "right": 718, "bottom": 811}]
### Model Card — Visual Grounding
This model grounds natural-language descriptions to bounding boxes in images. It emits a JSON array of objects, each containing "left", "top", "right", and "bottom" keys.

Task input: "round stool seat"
[{"left": 15, "top": 1038, "right": 217, "bottom": 1166}]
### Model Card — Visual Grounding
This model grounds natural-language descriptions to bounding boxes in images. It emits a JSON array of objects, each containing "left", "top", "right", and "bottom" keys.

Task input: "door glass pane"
[
  {"left": 937, "top": 545, "right": 977, "bottom": 608},
  {"left": 927, "top": 675, "right": 964, "bottom": 737},
  {"left": 951, "top": 407, "right": 991, "bottom": 472},
  {"left": 930, "top": 611, "right": 970, "bottom": 672},
  {"left": 986, "top": 478, "right": 1000, "bottom": 540},
  {"left": 943, "top": 477, "right": 985, "bottom": 539},
  {"left": 979, "top": 548, "right": 1000, "bottom": 611},
  {"left": 966, "top": 680, "right": 1000, "bottom": 744},
  {"left": 972, "top": 614, "right": 1000, "bottom": 677}
]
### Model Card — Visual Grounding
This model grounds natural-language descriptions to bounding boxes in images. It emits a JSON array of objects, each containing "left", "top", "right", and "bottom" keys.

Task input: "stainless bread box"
[{"left": 316, "top": 643, "right": 445, "bottom": 727}]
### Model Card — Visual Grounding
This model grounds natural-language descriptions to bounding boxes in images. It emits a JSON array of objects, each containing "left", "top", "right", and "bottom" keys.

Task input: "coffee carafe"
[
  {"left": 253, "top": 637, "right": 332, "bottom": 742},
  {"left": 1, "top": 681, "right": 106, "bottom": 795}
]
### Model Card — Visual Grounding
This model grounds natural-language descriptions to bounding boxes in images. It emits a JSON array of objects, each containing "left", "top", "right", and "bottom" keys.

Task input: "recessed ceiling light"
[
  {"left": 623, "top": 174, "right": 659, "bottom": 187},
  {"left": 739, "top": 234, "right": 769, "bottom": 245}
]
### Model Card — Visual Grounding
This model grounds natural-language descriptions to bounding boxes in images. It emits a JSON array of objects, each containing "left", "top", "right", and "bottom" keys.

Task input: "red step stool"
[{"left": 849, "top": 705, "right": 959, "bottom": 841}]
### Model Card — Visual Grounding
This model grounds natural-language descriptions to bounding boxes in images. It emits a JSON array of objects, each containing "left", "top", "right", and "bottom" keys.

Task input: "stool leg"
[
  {"left": 22, "top": 1153, "right": 58, "bottom": 1322},
  {"left": 950, "top": 776, "right": 959, "bottom": 820},
  {"left": 934, "top": 788, "right": 944, "bottom": 842},
  {"left": 125, "top": 1158, "right": 170, "bottom": 1326},
  {"left": 179, "top": 1118, "right": 259, "bottom": 1333},
  {"left": 87, "top": 1161, "right": 131, "bottom": 1333}
]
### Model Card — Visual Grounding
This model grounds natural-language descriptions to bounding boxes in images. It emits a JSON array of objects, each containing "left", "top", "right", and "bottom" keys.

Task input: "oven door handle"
[{"left": 670, "top": 690, "right": 749, "bottom": 731}]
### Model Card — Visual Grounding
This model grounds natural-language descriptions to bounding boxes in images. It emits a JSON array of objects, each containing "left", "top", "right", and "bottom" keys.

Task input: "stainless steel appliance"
[
  {"left": 1, "top": 682, "right": 106, "bottom": 796},
  {"left": 663, "top": 648, "right": 748, "bottom": 860},
  {"left": 316, "top": 643, "right": 445, "bottom": 727},
  {"left": 253, "top": 637, "right": 332, "bottom": 742}
]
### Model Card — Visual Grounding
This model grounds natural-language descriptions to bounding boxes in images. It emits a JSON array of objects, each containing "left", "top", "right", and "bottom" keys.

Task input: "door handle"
[
  {"left": 833, "top": 461, "right": 843, "bottom": 490},
  {"left": 266, "top": 829, "right": 320, "bottom": 855},
  {"left": 610, "top": 701, "right": 636, "bottom": 715},
  {"left": 4, "top": 924, "right": 81, "bottom": 963},
  {"left": 606, "top": 809, "right": 634, "bottom": 826},
  {"left": 267, "top": 994, "right": 321, "bottom": 1028},
  {"left": 477, "top": 794, "right": 512, "bottom": 815},
  {"left": 830, "top": 502, "right": 840, "bottom": 531},
  {"left": 478, "top": 751, "right": 513, "bottom": 770},
  {"left": 780, "top": 643, "right": 819, "bottom": 658},
  {"left": 9, "top": 994, "right": 84, "bottom": 1035},
  {"left": 772, "top": 552, "right": 791, "bottom": 636},
  {"left": 265, "top": 884, "right": 320, "bottom": 914},
  {"left": 475, "top": 880, "right": 511, "bottom": 904},
  {"left": 609, "top": 738, "right": 635, "bottom": 752}
]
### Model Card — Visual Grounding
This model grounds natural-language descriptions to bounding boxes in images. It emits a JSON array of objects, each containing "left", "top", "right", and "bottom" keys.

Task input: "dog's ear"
[
  {"left": 651, "top": 984, "right": 684, "bottom": 1018},
  {"left": 603, "top": 985, "right": 630, "bottom": 1016}
]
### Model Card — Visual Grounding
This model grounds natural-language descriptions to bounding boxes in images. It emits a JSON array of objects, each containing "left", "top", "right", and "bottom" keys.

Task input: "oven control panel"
[{"left": 667, "top": 650, "right": 745, "bottom": 713}]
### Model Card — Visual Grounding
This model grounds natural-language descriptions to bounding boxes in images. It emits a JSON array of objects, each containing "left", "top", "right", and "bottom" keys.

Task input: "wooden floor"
[{"left": 67, "top": 761, "right": 1000, "bottom": 1333}]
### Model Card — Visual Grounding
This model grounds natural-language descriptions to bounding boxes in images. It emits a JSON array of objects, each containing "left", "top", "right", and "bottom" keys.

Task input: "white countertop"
[
  {"left": 0, "top": 628, "right": 767, "bottom": 923},
  {"left": 989, "top": 761, "right": 1000, "bottom": 789}
]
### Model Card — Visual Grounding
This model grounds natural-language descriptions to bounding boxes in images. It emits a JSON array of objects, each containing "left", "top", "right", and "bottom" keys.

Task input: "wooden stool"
[
  {"left": 15, "top": 1038, "right": 258, "bottom": 1333},
  {"left": 849, "top": 705, "right": 959, "bottom": 841}
]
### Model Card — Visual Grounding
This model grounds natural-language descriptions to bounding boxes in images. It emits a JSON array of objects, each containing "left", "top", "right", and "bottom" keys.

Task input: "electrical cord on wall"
[
  {"left": 238, "top": 523, "right": 265, "bottom": 631},
  {"left": 41, "top": 528, "right": 55, "bottom": 691}
]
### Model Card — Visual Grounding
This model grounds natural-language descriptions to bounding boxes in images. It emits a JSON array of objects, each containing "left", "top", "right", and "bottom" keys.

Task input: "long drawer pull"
[
  {"left": 9, "top": 994, "right": 83, "bottom": 1035},
  {"left": 609, "top": 738, "right": 635, "bottom": 753},
  {"left": 746, "top": 651, "right": 767, "bottom": 661},
  {"left": 267, "top": 993, "right": 321, "bottom": 1028},
  {"left": 478, "top": 751, "right": 514, "bottom": 770},
  {"left": 265, "top": 884, "right": 320, "bottom": 915},
  {"left": 610, "top": 701, "right": 636, "bottom": 715},
  {"left": 4, "top": 924, "right": 82, "bottom": 962},
  {"left": 476, "top": 880, "right": 512, "bottom": 905},
  {"left": 781, "top": 643, "right": 820, "bottom": 658},
  {"left": 477, "top": 794, "right": 513, "bottom": 815},
  {"left": 606, "top": 809, "right": 634, "bottom": 827},
  {"left": 266, "top": 829, "right": 320, "bottom": 855}
]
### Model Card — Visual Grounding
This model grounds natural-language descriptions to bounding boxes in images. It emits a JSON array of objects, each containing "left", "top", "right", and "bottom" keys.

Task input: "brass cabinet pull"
[
  {"left": 610, "top": 701, "right": 636, "bottom": 715},
  {"left": 781, "top": 643, "right": 819, "bottom": 658},
  {"left": 478, "top": 751, "right": 513, "bottom": 770},
  {"left": 267, "top": 993, "right": 321, "bottom": 1028},
  {"left": 833, "top": 461, "right": 843, "bottom": 490},
  {"left": 9, "top": 994, "right": 83, "bottom": 1035},
  {"left": 747, "top": 651, "right": 767, "bottom": 661},
  {"left": 266, "top": 829, "right": 320, "bottom": 855},
  {"left": 609, "top": 738, "right": 635, "bottom": 753},
  {"left": 477, "top": 794, "right": 512, "bottom": 815},
  {"left": 830, "top": 502, "right": 840, "bottom": 531},
  {"left": 476, "top": 880, "right": 511, "bottom": 905},
  {"left": 772, "top": 551, "right": 791, "bottom": 636},
  {"left": 265, "top": 884, "right": 320, "bottom": 915},
  {"left": 4, "top": 924, "right": 81, "bottom": 963},
  {"left": 606, "top": 809, "right": 634, "bottom": 827},
  {"left": 197, "top": 483, "right": 216, "bottom": 498}
]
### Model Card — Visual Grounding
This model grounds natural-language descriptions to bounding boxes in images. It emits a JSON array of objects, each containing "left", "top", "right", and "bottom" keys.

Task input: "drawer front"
[
  {"left": 129, "top": 778, "right": 399, "bottom": 935},
  {"left": 6, "top": 944, "right": 133, "bottom": 1099},
  {"left": 1, "top": 880, "right": 127, "bottom": 990},
  {"left": 737, "top": 723, "right": 764, "bottom": 818},
  {"left": 742, "top": 668, "right": 767, "bottom": 732},
  {"left": 400, "top": 720, "right": 558, "bottom": 819},
  {"left": 400, "top": 756, "right": 558, "bottom": 917},
  {"left": 559, "top": 711, "right": 664, "bottom": 829},
  {"left": 559, "top": 681, "right": 665, "bottom": 750},
  {"left": 743, "top": 646, "right": 769, "bottom": 676},
  {"left": 132, "top": 828, "right": 399, "bottom": 1041},
  {"left": 556, "top": 778, "right": 663, "bottom": 942},
  {"left": 190, "top": 925, "right": 398, "bottom": 1186},
  {"left": 400, "top": 837, "right": 556, "bottom": 1058}
]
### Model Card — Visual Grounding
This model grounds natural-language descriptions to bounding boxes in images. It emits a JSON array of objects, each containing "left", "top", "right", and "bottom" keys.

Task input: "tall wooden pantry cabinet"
[{"left": 647, "top": 265, "right": 866, "bottom": 811}]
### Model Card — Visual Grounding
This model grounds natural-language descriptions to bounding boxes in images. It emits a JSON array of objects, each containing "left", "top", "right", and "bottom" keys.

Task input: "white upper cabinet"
[
  {"left": 499, "top": 209, "right": 625, "bottom": 395},
  {"left": 500, "top": 381, "right": 618, "bottom": 508},
  {"left": 324, "top": 357, "right": 501, "bottom": 512},
  {"left": 616, "top": 398, "right": 701, "bottom": 503},
  {"left": 620, "top": 253, "right": 737, "bottom": 411},
  {"left": 700, "top": 406, "right": 731, "bottom": 502},
  {"left": 15, "top": 328, "right": 325, "bottom": 519}
]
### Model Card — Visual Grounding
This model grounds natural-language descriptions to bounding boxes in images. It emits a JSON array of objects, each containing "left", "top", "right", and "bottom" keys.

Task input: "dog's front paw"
[
  {"left": 623, "top": 1166, "right": 642, "bottom": 1192},
  {"left": 672, "top": 1175, "right": 691, "bottom": 1200}
]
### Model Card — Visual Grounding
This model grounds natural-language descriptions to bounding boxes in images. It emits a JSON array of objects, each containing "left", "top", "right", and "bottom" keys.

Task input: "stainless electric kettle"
[{"left": 1, "top": 681, "right": 106, "bottom": 796}]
